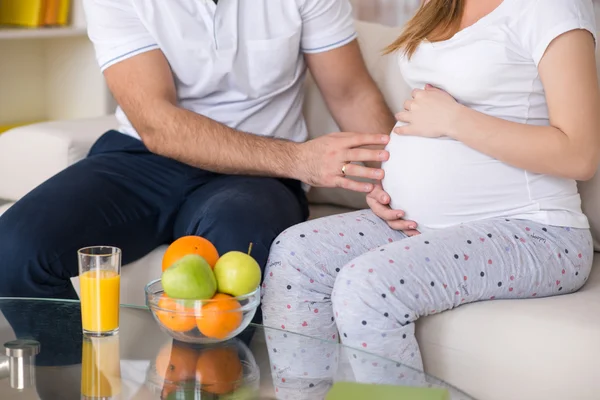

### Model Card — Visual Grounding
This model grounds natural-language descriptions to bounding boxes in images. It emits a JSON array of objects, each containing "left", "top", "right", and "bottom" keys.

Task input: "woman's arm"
[
  {"left": 396, "top": 29, "right": 600, "bottom": 181},
  {"left": 449, "top": 30, "right": 600, "bottom": 181}
]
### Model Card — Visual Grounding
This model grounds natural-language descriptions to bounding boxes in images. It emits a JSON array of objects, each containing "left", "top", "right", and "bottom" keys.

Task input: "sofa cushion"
[
  {"left": 576, "top": 43, "right": 600, "bottom": 251},
  {"left": 308, "top": 204, "right": 357, "bottom": 220},
  {"left": 579, "top": 175, "right": 600, "bottom": 251},
  {"left": 0, "top": 116, "right": 118, "bottom": 201}
]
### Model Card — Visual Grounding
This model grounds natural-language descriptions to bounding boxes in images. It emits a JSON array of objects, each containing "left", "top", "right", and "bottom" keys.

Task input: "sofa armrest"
[{"left": 0, "top": 116, "right": 118, "bottom": 201}]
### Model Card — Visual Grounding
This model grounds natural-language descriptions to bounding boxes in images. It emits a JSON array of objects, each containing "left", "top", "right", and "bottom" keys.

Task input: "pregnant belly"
[{"left": 381, "top": 134, "right": 536, "bottom": 231}]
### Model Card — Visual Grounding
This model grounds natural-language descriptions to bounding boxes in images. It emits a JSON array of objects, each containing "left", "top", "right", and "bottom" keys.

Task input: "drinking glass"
[{"left": 78, "top": 246, "right": 121, "bottom": 336}]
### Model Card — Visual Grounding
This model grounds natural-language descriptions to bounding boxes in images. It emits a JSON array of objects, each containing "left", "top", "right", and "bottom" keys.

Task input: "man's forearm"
[
  {"left": 139, "top": 102, "right": 300, "bottom": 178},
  {"left": 330, "top": 89, "right": 395, "bottom": 135},
  {"left": 328, "top": 87, "right": 395, "bottom": 168}
]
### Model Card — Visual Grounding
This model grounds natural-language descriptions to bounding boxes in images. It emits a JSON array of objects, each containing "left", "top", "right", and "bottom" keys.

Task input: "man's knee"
[
  {"left": 0, "top": 208, "right": 73, "bottom": 298},
  {"left": 198, "top": 215, "right": 276, "bottom": 268},
  {"left": 180, "top": 177, "right": 306, "bottom": 267},
  {"left": 195, "top": 205, "right": 299, "bottom": 268},
  {"left": 0, "top": 215, "right": 36, "bottom": 296}
]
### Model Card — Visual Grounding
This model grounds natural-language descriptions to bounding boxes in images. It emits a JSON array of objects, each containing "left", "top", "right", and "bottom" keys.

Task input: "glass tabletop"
[{"left": 0, "top": 298, "right": 475, "bottom": 400}]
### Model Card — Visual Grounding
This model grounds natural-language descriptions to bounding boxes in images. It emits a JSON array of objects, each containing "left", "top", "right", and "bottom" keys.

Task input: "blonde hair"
[{"left": 384, "top": 0, "right": 465, "bottom": 58}]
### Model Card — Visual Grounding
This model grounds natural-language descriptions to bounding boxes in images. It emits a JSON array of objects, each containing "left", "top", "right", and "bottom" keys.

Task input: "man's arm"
[
  {"left": 305, "top": 40, "right": 396, "bottom": 172},
  {"left": 305, "top": 40, "right": 394, "bottom": 136},
  {"left": 103, "top": 49, "right": 389, "bottom": 192},
  {"left": 103, "top": 50, "right": 297, "bottom": 177}
]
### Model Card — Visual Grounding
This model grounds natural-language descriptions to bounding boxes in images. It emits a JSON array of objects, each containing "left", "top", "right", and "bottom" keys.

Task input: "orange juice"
[
  {"left": 81, "top": 336, "right": 122, "bottom": 398},
  {"left": 80, "top": 270, "right": 120, "bottom": 334}
]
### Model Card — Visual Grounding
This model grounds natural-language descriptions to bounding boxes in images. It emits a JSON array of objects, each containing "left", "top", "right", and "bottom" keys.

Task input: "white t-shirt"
[
  {"left": 382, "top": 0, "right": 597, "bottom": 232},
  {"left": 83, "top": 0, "right": 357, "bottom": 142}
]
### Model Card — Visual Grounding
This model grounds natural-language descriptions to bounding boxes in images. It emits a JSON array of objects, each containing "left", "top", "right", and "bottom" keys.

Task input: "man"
[{"left": 0, "top": 0, "right": 396, "bottom": 299}]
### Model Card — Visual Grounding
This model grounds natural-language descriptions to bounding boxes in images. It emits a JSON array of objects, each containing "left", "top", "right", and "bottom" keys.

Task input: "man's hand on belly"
[
  {"left": 360, "top": 144, "right": 387, "bottom": 169},
  {"left": 366, "top": 183, "right": 420, "bottom": 236},
  {"left": 296, "top": 132, "right": 390, "bottom": 193}
]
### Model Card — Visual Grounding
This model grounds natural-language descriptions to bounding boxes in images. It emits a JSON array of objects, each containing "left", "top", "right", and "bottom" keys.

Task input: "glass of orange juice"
[
  {"left": 78, "top": 246, "right": 121, "bottom": 336},
  {"left": 81, "top": 335, "right": 122, "bottom": 399}
]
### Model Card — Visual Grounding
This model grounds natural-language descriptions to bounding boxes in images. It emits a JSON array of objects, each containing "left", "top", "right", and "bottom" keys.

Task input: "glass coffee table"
[{"left": 0, "top": 298, "right": 475, "bottom": 399}]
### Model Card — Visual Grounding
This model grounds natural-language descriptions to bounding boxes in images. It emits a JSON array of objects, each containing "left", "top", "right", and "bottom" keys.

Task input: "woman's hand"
[
  {"left": 367, "top": 183, "right": 420, "bottom": 236},
  {"left": 394, "top": 85, "right": 462, "bottom": 138}
]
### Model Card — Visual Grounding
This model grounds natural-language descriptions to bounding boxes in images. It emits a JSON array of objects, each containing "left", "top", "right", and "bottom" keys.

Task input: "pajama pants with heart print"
[{"left": 260, "top": 210, "right": 593, "bottom": 398}]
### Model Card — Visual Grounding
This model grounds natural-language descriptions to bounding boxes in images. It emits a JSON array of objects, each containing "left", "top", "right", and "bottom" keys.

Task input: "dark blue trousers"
[{"left": 0, "top": 131, "right": 309, "bottom": 299}]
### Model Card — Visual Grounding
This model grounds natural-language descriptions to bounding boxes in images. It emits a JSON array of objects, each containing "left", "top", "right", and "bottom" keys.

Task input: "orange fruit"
[
  {"left": 162, "top": 236, "right": 219, "bottom": 271},
  {"left": 154, "top": 341, "right": 198, "bottom": 383},
  {"left": 155, "top": 294, "right": 197, "bottom": 332},
  {"left": 195, "top": 347, "right": 243, "bottom": 394},
  {"left": 196, "top": 294, "right": 243, "bottom": 340}
]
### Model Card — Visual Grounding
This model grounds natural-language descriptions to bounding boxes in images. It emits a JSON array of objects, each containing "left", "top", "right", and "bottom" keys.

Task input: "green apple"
[
  {"left": 162, "top": 254, "right": 217, "bottom": 299},
  {"left": 165, "top": 388, "right": 200, "bottom": 400},
  {"left": 213, "top": 251, "right": 261, "bottom": 297},
  {"left": 220, "top": 386, "right": 260, "bottom": 400}
]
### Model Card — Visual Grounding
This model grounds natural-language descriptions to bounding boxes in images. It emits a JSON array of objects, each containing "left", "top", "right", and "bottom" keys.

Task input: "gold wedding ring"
[{"left": 341, "top": 163, "right": 348, "bottom": 176}]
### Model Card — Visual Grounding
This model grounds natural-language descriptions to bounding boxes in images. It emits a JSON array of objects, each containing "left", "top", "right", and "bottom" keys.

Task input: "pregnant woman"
[{"left": 261, "top": 0, "right": 600, "bottom": 387}]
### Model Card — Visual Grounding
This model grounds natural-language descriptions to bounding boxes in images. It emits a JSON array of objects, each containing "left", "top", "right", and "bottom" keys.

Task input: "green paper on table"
[{"left": 326, "top": 382, "right": 450, "bottom": 400}]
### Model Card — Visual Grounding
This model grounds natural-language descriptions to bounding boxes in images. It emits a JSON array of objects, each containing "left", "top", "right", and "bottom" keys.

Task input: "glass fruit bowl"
[
  {"left": 145, "top": 338, "right": 260, "bottom": 399},
  {"left": 145, "top": 279, "right": 260, "bottom": 344}
]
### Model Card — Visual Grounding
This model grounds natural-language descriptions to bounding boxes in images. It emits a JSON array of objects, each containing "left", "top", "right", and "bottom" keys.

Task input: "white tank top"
[{"left": 382, "top": 0, "right": 596, "bottom": 232}]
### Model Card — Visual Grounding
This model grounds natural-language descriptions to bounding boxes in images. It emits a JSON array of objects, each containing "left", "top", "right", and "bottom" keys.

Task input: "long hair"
[{"left": 383, "top": 0, "right": 465, "bottom": 58}]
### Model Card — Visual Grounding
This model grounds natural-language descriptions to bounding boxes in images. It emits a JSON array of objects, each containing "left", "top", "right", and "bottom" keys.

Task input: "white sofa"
[{"left": 2, "top": 21, "right": 600, "bottom": 400}]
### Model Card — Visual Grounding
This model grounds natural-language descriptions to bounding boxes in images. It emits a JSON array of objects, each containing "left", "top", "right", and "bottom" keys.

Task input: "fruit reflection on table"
[
  {"left": 148, "top": 338, "right": 260, "bottom": 400},
  {"left": 147, "top": 235, "right": 262, "bottom": 344}
]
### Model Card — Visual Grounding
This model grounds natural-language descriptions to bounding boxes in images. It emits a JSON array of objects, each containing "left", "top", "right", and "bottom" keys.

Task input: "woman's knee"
[
  {"left": 265, "top": 219, "right": 338, "bottom": 284},
  {"left": 263, "top": 226, "right": 310, "bottom": 285},
  {"left": 332, "top": 251, "right": 416, "bottom": 323},
  {"left": 331, "top": 257, "right": 380, "bottom": 315},
  {"left": 268, "top": 220, "right": 322, "bottom": 259},
  {"left": 262, "top": 226, "right": 315, "bottom": 301}
]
